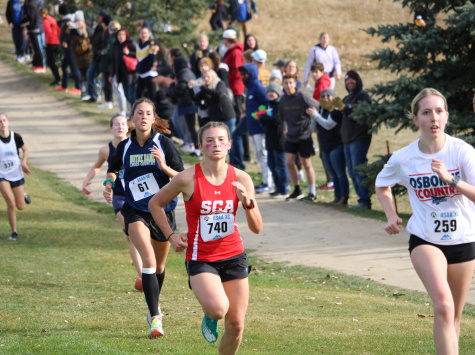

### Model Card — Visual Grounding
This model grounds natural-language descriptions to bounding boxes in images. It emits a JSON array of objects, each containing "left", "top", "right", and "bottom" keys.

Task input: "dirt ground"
[{"left": 1, "top": 59, "right": 473, "bottom": 304}]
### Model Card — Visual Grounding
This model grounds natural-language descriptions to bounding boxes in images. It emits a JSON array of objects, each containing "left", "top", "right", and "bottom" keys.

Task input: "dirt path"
[{"left": 1, "top": 59, "right": 473, "bottom": 304}]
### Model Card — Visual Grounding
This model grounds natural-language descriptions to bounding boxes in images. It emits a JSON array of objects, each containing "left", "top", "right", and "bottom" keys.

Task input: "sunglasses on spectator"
[{"left": 322, "top": 94, "right": 332, "bottom": 98}]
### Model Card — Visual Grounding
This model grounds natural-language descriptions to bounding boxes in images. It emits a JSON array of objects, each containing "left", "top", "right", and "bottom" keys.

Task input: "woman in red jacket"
[{"left": 40, "top": 8, "right": 61, "bottom": 86}]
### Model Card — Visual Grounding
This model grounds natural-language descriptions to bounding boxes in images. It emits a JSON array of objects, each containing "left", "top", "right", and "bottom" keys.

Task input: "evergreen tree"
[
  {"left": 51, "top": 0, "right": 213, "bottom": 49},
  {"left": 352, "top": 0, "right": 475, "bottom": 195}
]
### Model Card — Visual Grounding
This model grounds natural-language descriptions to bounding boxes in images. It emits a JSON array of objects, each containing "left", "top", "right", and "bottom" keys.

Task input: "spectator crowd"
[{"left": 4, "top": 0, "right": 374, "bottom": 209}]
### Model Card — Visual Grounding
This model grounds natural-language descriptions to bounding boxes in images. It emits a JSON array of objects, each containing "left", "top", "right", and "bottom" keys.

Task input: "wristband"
[
  {"left": 166, "top": 232, "right": 174, "bottom": 241},
  {"left": 449, "top": 175, "right": 460, "bottom": 188},
  {"left": 103, "top": 178, "right": 115, "bottom": 189},
  {"left": 242, "top": 199, "right": 255, "bottom": 210}
]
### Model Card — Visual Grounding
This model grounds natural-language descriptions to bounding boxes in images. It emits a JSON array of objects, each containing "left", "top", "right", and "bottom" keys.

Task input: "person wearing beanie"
[
  {"left": 307, "top": 88, "right": 349, "bottom": 205},
  {"left": 259, "top": 82, "right": 289, "bottom": 198}
]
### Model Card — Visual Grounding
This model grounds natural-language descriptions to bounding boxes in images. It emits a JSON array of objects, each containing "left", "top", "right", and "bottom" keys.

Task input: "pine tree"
[{"left": 352, "top": 0, "right": 475, "bottom": 195}]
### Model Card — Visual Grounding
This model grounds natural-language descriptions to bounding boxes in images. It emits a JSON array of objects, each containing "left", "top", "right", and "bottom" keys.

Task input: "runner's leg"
[
  {"left": 447, "top": 259, "right": 475, "bottom": 338},
  {"left": 0, "top": 181, "right": 18, "bottom": 232},
  {"left": 411, "top": 245, "right": 458, "bottom": 354},
  {"left": 219, "top": 277, "right": 249, "bottom": 355}
]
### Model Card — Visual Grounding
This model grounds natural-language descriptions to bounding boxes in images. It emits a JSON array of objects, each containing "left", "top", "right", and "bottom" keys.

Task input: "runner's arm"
[
  {"left": 149, "top": 170, "right": 192, "bottom": 252},
  {"left": 234, "top": 170, "right": 263, "bottom": 234},
  {"left": 20, "top": 143, "right": 31, "bottom": 175},
  {"left": 432, "top": 157, "right": 475, "bottom": 202},
  {"left": 82, "top": 145, "right": 108, "bottom": 196},
  {"left": 376, "top": 186, "right": 402, "bottom": 235}
]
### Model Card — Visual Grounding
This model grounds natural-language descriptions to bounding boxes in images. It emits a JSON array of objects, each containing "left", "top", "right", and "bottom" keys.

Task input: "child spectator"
[
  {"left": 232, "top": 63, "right": 272, "bottom": 193},
  {"left": 259, "top": 82, "right": 289, "bottom": 198},
  {"left": 310, "top": 61, "right": 333, "bottom": 190},
  {"left": 311, "top": 62, "right": 331, "bottom": 101},
  {"left": 40, "top": 7, "right": 61, "bottom": 86}
]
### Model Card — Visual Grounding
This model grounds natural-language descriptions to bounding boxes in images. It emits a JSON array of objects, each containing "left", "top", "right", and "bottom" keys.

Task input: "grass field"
[
  {"left": 0, "top": 3, "right": 473, "bottom": 353},
  {"left": 1, "top": 167, "right": 475, "bottom": 354}
]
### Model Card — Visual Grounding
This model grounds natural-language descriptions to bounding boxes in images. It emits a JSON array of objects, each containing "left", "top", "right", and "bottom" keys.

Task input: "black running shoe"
[{"left": 286, "top": 189, "right": 303, "bottom": 201}]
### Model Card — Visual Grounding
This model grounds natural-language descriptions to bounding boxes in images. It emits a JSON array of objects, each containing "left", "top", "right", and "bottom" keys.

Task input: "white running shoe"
[
  {"left": 98, "top": 102, "right": 113, "bottom": 109},
  {"left": 148, "top": 316, "right": 164, "bottom": 338}
]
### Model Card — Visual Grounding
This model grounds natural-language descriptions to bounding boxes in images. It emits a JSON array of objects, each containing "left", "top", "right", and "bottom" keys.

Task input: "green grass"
[{"left": 1, "top": 167, "right": 475, "bottom": 354}]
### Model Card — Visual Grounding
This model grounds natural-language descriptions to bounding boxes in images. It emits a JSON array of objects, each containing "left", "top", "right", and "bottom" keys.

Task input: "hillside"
[{"left": 197, "top": 0, "right": 412, "bottom": 93}]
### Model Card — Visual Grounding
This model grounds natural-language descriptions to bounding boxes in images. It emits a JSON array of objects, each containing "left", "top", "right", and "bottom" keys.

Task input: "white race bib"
[
  {"left": 200, "top": 213, "right": 235, "bottom": 242},
  {"left": 425, "top": 209, "right": 463, "bottom": 243},
  {"left": 0, "top": 157, "right": 18, "bottom": 174},
  {"left": 129, "top": 173, "right": 159, "bottom": 201}
]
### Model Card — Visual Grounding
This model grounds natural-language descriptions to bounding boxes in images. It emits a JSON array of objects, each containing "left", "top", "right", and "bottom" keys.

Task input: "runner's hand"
[
  {"left": 103, "top": 187, "right": 113, "bottom": 203},
  {"left": 21, "top": 163, "right": 31, "bottom": 175},
  {"left": 231, "top": 181, "right": 251, "bottom": 206},
  {"left": 151, "top": 145, "right": 166, "bottom": 169},
  {"left": 170, "top": 233, "right": 187, "bottom": 252},
  {"left": 82, "top": 181, "right": 92, "bottom": 196},
  {"left": 431, "top": 158, "right": 452, "bottom": 183},
  {"left": 384, "top": 215, "right": 402, "bottom": 235}
]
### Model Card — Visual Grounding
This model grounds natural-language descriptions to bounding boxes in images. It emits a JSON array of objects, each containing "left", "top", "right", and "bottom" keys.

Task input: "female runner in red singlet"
[{"left": 149, "top": 121, "right": 262, "bottom": 353}]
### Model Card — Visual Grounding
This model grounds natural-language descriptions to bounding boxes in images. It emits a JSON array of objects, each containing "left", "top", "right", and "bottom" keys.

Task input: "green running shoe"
[{"left": 201, "top": 314, "right": 218, "bottom": 343}]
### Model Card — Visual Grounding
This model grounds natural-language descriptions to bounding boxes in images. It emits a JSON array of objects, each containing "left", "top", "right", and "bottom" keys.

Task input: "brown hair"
[
  {"left": 198, "top": 121, "right": 231, "bottom": 145},
  {"left": 311, "top": 62, "right": 324, "bottom": 72},
  {"left": 407, "top": 88, "right": 448, "bottom": 119},
  {"left": 282, "top": 74, "right": 297, "bottom": 81},
  {"left": 131, "top": 98, "right": 171, "bottom": 135},
  {"left": 285, "top": 60, "right": 299, "bottom": 80},
  {"left": 209, "top": 51, "right": 221, "bottom": 71},
  {"left": 243, "top": 49, "right": 253, "bottom": 63}
]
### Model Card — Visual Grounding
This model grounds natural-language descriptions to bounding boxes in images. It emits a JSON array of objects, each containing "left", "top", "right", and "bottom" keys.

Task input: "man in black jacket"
[{"left": 84, "top": 9, "right": 109, "bottom": 103}]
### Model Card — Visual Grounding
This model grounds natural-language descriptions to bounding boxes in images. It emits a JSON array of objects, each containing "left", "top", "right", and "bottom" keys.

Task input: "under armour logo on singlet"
[{"left": 215, "top": 191, "right": 221, "bottom": 195}]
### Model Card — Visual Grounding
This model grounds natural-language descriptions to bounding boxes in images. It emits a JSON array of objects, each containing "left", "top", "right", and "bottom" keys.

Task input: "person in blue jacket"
[{"left": 230, "top": 63, "right": 272, "bottom": 193}]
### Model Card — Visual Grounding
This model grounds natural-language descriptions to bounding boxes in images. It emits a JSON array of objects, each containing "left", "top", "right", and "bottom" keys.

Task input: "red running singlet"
[{"left": 185, "top": 163, "right": 244, "bottom": 262}]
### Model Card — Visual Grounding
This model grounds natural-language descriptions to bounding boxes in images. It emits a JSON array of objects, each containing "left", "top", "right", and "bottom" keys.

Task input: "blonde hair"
[
  {"left": 203, "top": 69, "right": 219, "bottom": 90},
  {"left": 407, "top": 88, "right": 448, "bottom": 119}
]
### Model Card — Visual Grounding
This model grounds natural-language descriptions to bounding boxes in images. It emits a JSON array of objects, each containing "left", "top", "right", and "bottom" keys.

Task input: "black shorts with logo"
[
  {"left": 185, "top": 252, "right": 251, "bottom": 289},
  {"left": 409, "top": 234, "right": 475, "bottom": 264},
  {"left": 121, "top": 202, "right": 175, "bottom": 242}
]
